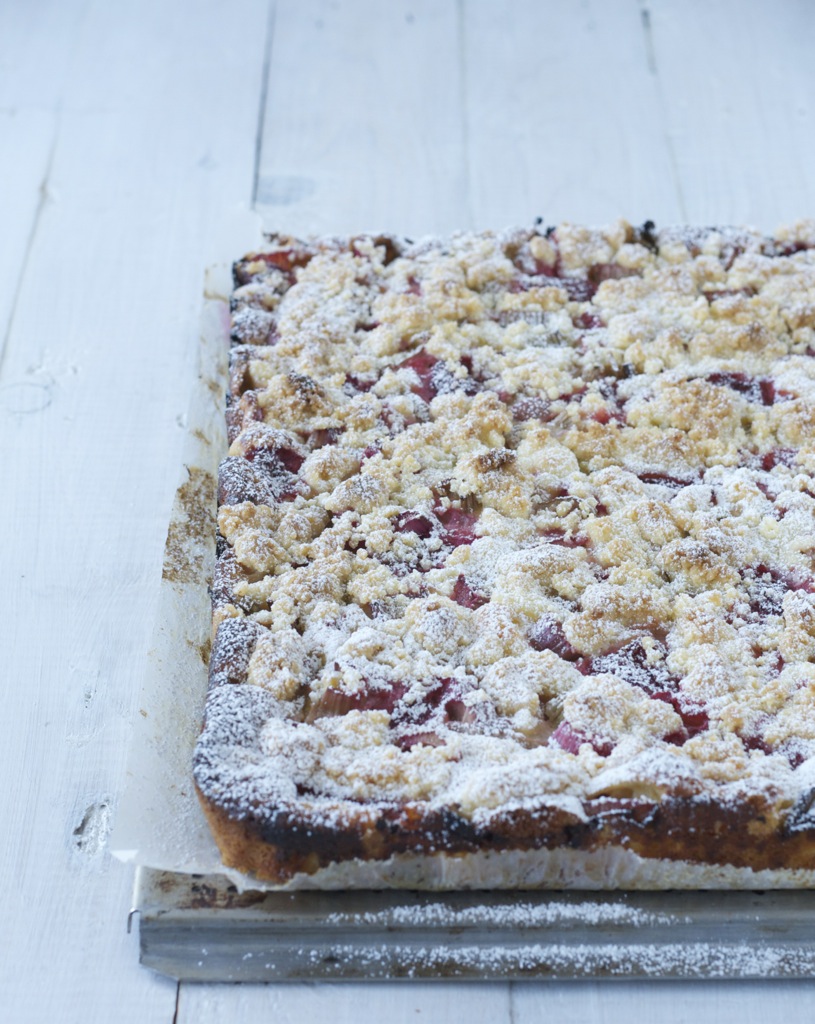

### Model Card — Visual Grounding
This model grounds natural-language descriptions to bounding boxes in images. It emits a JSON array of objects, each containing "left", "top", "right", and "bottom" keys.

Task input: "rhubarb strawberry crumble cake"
[{"left": 193, "top": 220, "right": 815, "bottom": 886}]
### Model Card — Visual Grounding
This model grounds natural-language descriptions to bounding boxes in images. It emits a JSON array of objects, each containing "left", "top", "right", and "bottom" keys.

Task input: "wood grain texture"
[
  {"left": 0, "top": 0, "right": 85, "bottom": 363},
  {"left": 463, "top": 0, "right": 683, "bottom": 229},
  {"left": 0, "top": 0, "right": 268, "bottom": 1020},
  {"left": 0, "top": 110, "right": 56, "bottom": 359},
  {"left": 255, "top": 0, "right": 471, "bottom": 236},
  {"left": 647, "top": 0, "right": 815, "bottom": 228},
  {"left": 512, "top": 980, "right": 815, "bottom": 1023},
  {"left": 178, "top": 980, "right": 511, "bottom": 1022},
  {"left": 5, "top": 0, "right": 815, "bottom": 1019}
]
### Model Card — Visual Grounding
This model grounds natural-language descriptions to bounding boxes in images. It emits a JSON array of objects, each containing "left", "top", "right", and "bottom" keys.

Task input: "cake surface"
[{"left": 194, "top": 220, "right": 815, "bottom": 885}]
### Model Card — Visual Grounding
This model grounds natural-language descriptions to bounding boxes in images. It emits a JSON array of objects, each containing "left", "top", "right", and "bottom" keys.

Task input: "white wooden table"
[{"left": 3, "top": 1, "right": 815, "bottom": 1019}]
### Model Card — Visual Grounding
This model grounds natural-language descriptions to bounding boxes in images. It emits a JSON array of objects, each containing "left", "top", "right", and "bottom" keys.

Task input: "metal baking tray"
[{"left": 132, "top": 867, "right": 815, "bottom": 981}]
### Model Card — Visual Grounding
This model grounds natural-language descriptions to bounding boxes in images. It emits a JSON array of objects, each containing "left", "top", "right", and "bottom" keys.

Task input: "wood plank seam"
[
  {"left": 638, "top": 0, "right": 687, "bottom": 220},
  {"left": 456, "top": 0, "right": 475, "bottom": 231},
  {"left": 0, "top": 117, "right": 58, "bottom": 375},
  {"left": 252, "top": 0, "right": 278, "bottom": 209}
]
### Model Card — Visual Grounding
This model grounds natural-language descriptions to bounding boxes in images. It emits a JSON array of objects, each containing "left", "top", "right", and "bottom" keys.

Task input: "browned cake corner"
[{"left": 194, "top": 221, "right": 815, "bottom": 885}]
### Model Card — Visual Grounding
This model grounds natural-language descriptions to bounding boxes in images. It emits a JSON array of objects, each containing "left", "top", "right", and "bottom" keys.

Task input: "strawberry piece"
[
  {"left": 747, "top": 579, "right": 786, "bottom": 617},
  {"left": 559, "top": 383, "right": 588, "bottom": 403},
  {"left": 591, "top": 376, "right": 628, "bottom": 424},
  {"left": 233, "top": 248, "right": 312, "bottom": 287},
  {"left": 511, "top": 249, "right": 558, "bottom": 277},
  {"left": 591, "top": 407, "right": 626, "bottom": 425},
  {"left": 444, "top": 697, "right": 475, "bottom": 723},
  {"left": 767, "top": 651, "right": 785, "bottom": 677},
  {"left": 737, "top": 714, "right": 807, "bottom": 767},
  {"left": 758, "top": 378, "right": 779, "bottom": 407}
]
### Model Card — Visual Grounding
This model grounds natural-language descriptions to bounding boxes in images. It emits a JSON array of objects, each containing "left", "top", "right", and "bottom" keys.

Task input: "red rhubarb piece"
[
  {"left": 315, "top": 679, "right": 407, "bottom": 717},
  {"left": 452, "top": 575, "right": 489, "bottom": 610},
  {"left": 435, "top": 505, "right": 479, "bottom": 547},
  {"left": 396, "top": 348, "right": 440, "bottom": 403},
  {"left": 575, "top": 311, "right": 605, "bottom": 329},
  {"left": 551, "top": 721, "right": 613, "bottom": 757},
  {"left": 578, "top": 640, "right": 678, "bottom": 695},
  {"left": 528, "top": 617, "right": 579, "bottom": 661},
  {"left": 395, "top": 511, "right": 435, "bottom": 538},
  {"left": 761, "top": 448, "right": 797, "bottom": 471},
  {"left": 652, "top": 690, "right": 709, "bottom": 740},
  {"left": 345, "top": 372, "right": 377, "bottom": 393}
]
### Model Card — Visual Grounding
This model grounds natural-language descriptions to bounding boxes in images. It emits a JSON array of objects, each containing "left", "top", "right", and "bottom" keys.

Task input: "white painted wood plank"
[
  {"left": 180, "top": 975, "right": 815, "bottom": 1023},
  {"left": 255, "top": 0, "right": 470, "bottom": 237},
  {"left": 647, "top": 0, "right": 815, "bottom": 228},
  {"left": 185, "top": 2, "right": 815, "bottom": 1018},
  {"left": 513, "top": 980, "right": 815, "bottom": 1024},
  {"left": 0, "top": 110, "right": 55, "bottom": 352},
  {"left": 0, "top": 0, "right": 269, "bottom": 1020},
  {"left": 178, "top": 980, "right": 510, "bottom": 1023},
  {"left": 0, "top": 0, "right": 86, "bottom": 107},
  {"left": 463, "top": 0, "right": 682, "bottom": 228},
  {"left": 0, "top": 0, "right": 86, "bottom": 360},
  {"left": 2, "top": 1, "right": 809, "bottom": 1020}
]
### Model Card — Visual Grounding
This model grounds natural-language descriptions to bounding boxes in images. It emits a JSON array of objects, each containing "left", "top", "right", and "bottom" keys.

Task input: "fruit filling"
[{"left": 206, "top": 221, "right": 815, "bottom": 824}]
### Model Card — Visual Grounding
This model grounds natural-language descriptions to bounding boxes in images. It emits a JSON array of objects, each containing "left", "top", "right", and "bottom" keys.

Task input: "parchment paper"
[
  {"left": 111, "top": 227, "right": 815, "bottom": 895},
  {"left": 110, "top": 270, "right": 248, "bottom": 881}
]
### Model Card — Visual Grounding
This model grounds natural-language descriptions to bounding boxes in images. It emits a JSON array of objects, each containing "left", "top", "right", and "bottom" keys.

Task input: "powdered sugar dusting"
[
  {"left": 297, "top": 939, "right": 815, "bottom": 980},
  {"left": 325, "top": 898, "right": 675, "bottom": 929},
  {"left": 196, "top": 222, "right": 815, "bottom": 881}
]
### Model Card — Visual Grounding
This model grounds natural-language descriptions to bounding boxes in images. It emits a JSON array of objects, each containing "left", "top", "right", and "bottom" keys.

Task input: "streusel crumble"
[{"left": 194, "top": 221, "right": 815, "bottom": 884}]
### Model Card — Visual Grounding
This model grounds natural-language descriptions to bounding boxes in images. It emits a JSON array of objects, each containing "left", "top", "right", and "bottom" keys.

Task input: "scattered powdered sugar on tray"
[
  {"left": 299, "top": 940, "right": 815, "bottom": 980},
  {"left": 324, "top": 899, "right": 678, "bottom": 929}
]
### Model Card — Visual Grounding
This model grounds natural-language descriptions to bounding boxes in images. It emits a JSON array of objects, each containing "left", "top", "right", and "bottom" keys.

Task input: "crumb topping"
[{"left": 196, "top": 220, "right": 815, "bottom": 827}]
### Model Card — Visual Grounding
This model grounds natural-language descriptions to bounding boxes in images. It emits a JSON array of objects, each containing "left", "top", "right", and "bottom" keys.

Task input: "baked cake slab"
[{"left": 193, "top": 220, "right": 815, "bottom": 887}]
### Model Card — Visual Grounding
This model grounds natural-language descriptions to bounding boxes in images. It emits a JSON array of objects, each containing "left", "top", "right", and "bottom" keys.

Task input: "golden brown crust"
[
  {"left": 195, "top": 781, "right": 815, "bottom": 883},
  {"left": 195, "top": 221, "right": 815, "bottom": 885}
]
